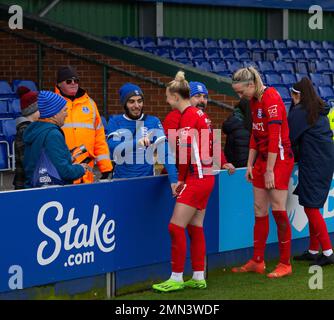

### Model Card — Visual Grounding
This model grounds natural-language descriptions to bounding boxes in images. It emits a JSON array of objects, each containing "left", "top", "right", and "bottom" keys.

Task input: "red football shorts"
[
  {"left": 252, "top": 156, "right": 294, "bottom": 190},
  {"left": 176, "top": 175, "right": 215, "bottom": 210}
]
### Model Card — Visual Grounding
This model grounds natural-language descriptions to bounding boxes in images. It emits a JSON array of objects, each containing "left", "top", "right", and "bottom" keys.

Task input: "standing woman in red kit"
[
  {"left": 152, "top": 71, "right": 215, "bottom": 292},
  {"left": 231, "top": 67, "right": 295, "bottom": 278}
]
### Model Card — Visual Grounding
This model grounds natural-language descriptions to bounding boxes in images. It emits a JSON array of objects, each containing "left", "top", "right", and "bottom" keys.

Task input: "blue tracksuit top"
[{"left": 106, "top": 113, "right": 178, "bottom": 183}]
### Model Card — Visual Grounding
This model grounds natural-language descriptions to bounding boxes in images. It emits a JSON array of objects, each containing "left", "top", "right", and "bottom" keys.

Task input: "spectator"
[
  {"left": 13, "top": 86, "right": 40, "bottom": 190},
  {"left": 106, "top": 83, "right": 177, "bottom": 185},
  {"left": 23, "top": 91, "right": 87, "bottom": 188},
  {"left": 288, "top": 77, "right": 334, "bottom": 266},
  {"left": 222, "top": 98, "right": 252, "bottom": 168},
  {"left": 55, "top": 65, "right": 112, "bottom": 183}
]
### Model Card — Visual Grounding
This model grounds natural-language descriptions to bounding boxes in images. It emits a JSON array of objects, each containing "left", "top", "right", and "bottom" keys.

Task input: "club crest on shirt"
[
  {"left": 82, "top": 106, "right": 90, "bottom": 113},
  {"left": 257, "top": 108, "right": 263, "bottom": 118},
  {"left": 268, "top": 105, "right": 278, "bottom": 118}
]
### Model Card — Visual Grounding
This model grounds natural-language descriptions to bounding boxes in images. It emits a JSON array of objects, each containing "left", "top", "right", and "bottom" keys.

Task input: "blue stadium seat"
[
  {"left": 204, "top": 48, "right": 221, "bottom": 62},
  {"left": 322, "top": 41, "right": 334, "bottom": 50},
  {"left": 234, "top": 48, "right": 251, "bottom": 61},
  {"left": 194, "top": 61, "right": 213, "bottom": 72},
  {"left": 246, "top": 39, "right": 261, "bottom": 50},
  {"left": 140, "top": 37, "right": 156, "bottom": 49},
  {"left": 295, "top": 73, "right": 308, "bottom": 82},
  {"left": 0, "top": 81, "right": 13, "bottom": 95},
  {"left": 260, "top": 40, "right": 276, "bottom": 61},
  {"left": 328, "top": 60, "right": 334, "bottom": 72},
  {"left": 295, "top": 61, "right": 309, "bottom": 74},
  {"left": 310, "top": 73, "right": 332, "bottom": 87},
  {"left": 303, "top": 49, "right": 317, "bottom": 60},
  {"left": 316, "top": 49, "right": 330, "bottom": 60},
  {"left": 170, "top": 48, "right": 189, "bottom": 60},
  {"left": 257, "top": 61, "right": 275, "bottom": 74},
  {"left": 0, "top": 100, "right": 8, "bottom": 115},
  {"left": 282, "top": 74, "right": 297, "bottom": 87},
  {"left": 218, "top": 39, "right": 232, "bottom": 49},
  {"left": 189, "top": 38, "right": 204, "bottom": 49},
  {"left": 143, "top": 47, "right": 155, "bottom": 54},
  {"left": 122, "top": 37, "right": 141, "bottom": 48},
  {"left": 264, "top": 73, "right": 282, "bottom": 86},
  {"left": 273, "top": 61, "right": 295, "bottom": 73},
  {"left": 275, "top": 85, "right": 291, "bottom": 101},
  {"left": 286, "top": 40, "right": 298, "bottom": 49},
  {"left": 175, "top": 58, "right": 192, "bottom": 65},
  {"left": 232, "top": 39, "right": 247, "bottom": 49},
  {"left": 173, "top": 38, "right": 189, "bottom": 48},
  {"left": 310, "top": 40, "right": 323, "bottom": 50},
  {"left": 315, "top": 61, "right": 331, "bottom": 73},
  {"left": 217, "top": 71, "right": 231, "bottom": 78},
  {"left": 226, "top": 61, "right": 243, "bottom": 73},
  {"left": 211, "top": 61, "right": 227, "bottom": 73},
  {"left": 154, "top": 48, "right": 171, "bottom": 59},
  {"left": 290, "top": 48, "right": 307, "bottom": 61},
  {"left": 204, "top": 38, "right": 219, "bottom": 49},
  {"left": 318, "top": 86, "right": 334, "bottom": 101},
  {"left": 157, "top": 37, "right": 172, "bottom": 48},
  {"left": 12, "top": 80, "right": 38, "bottom": 93},
  {"left": 277, "top": 49, "right": 293, "bottom": 62},
  {"left": 8, "top": 99, "right": 21, "bottom": 116},
  {"left": 273, "top": 40, "right": 287, "bottom": 49},
  {"left": 0, "top": 140, "right": 10, "bottom": 171},
  {"left": 328, "top": 50, "right": 334, "bottom": 60},
  {"left": 189, "top": 49, "right": 206, "bottom": 62},
  {"left": 220, "top": 49, "right": 235, "bottom": 60},
  {"left": 298, "top": 40, "right": 311, "bottom": 49}
]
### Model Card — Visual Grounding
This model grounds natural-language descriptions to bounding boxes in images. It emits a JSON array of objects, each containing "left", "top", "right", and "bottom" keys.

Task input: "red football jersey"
[
  {"left": 177, "top": 106, "right": 214, "bottom": 180},
  {"left": 249, "top": 87, "right": 292, "bottom": 160}
]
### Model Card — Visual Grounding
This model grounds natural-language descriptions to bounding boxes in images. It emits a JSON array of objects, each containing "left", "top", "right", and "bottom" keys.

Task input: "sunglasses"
[{"left": 65, "top": 78, "right": 79, "bottom": 84}]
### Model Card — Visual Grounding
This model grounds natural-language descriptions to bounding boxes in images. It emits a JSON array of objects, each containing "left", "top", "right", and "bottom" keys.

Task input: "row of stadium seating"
[
  {"left": 105, "top": 37, "right": 334, "bottom": 52},
  {"left": 106, "top": 36, "right": 334, "bottom": 107}
]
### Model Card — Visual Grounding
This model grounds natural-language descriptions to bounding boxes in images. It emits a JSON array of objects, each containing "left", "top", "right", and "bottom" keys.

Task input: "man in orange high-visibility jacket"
[{"left": 55, "top": 65, "right": 112, "bottom": 183}]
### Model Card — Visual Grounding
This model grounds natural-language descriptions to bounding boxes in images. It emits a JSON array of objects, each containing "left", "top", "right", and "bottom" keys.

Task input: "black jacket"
[{"left": 223, "top": 107, "right": 251, "bottom": 168}]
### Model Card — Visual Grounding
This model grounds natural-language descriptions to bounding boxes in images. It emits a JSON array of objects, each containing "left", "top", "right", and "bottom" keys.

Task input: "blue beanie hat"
[
  {"left": 189, "top": 81, "right": 209, "bottom": 98},
  {"left": 38, "top": 91, "right": 67, "bottom": 119},
  {"left": 119, "top": 83, "right": 144, "bottom": 106}
]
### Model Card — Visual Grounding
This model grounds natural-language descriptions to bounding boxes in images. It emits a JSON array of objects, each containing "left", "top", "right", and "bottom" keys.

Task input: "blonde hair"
[
  {"left": 232, "top": 66, "right": 264, "bottom": 99},
  {"left": 166, "top": 70, "right": 190, "bottom": 99}
]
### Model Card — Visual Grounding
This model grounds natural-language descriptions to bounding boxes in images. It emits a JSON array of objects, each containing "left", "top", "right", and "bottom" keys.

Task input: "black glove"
[{"left": 100, "top": 171, "right": 112, "bottom": 180}]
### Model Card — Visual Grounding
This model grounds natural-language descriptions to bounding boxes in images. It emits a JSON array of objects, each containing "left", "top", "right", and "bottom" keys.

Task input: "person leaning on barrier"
[
  {"left": 106, "top": 83, "right": 178, "bottom": 189},
  {"left": 13, "top": 86, "right": 40, "bottom": 190},
  {"left": 288, "top": 77, "right": 334, "bottom": 266},
  {"left": 230, "top": 66, "right": 294, "bottom": 278},
  {"left": 23, "top": 91, "right": 87, "bottom": 188},
  {"left": 55, "top": 65, "right": 112, "bottom": 183},
  {"left": 222, "top": 98, "right": 252, "bottom": 168}
]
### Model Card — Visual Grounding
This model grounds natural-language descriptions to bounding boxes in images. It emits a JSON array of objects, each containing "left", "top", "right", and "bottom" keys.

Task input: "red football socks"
[
  {"left": 308, "top": 218, "right": 320, "bottom": 252},
  {"left": 187, "top": 224, "right": 206, "bottom": 271},
  {"left": 304, "top": 207, "right": 332, "bottom": 251},
  {"left": 272, "top": 210, "right": 291, "bottom": 265},
  {"left": 252, "top": 215, "right": 269, "bottom": 263},
  {"left": 168, "top": 223, "right": 187, "bottom": 273}
]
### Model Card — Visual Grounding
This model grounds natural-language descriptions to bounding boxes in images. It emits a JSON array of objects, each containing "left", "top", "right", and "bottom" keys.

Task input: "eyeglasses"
[{"left": 65, "top": 78, "right": 79, "bottom": 85}]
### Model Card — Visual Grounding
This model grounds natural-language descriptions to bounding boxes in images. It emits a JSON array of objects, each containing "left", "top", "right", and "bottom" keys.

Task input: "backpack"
[{"left": 31, "top": 129, "right": 64, "bottom": 188}]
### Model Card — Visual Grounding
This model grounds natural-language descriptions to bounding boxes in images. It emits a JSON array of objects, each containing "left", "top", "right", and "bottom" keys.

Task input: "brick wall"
[{"left": 0, "top": 21, "right": 239, "bottom": 138}]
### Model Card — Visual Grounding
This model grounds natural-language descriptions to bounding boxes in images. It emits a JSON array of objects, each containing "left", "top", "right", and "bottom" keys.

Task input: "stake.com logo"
[{"left": 36, "top": 201, "right": 116, "bottom": 268}]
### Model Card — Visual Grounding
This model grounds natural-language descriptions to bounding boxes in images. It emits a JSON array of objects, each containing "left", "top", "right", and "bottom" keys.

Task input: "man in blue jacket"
[
  {"left": 107, "top": 83, "right": 178, "bottom": 188},
  {"left": 24, "top": 91, "right": 87, "bottom": 188}
]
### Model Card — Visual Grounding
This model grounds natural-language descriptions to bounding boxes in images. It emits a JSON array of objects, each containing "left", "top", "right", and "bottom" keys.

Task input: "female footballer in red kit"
[
  {"left": 231, "top": 67, "right": 294, "bottom": 278},
  {"left": 153, "top": 71, "right": 216, "bottom": 292}
]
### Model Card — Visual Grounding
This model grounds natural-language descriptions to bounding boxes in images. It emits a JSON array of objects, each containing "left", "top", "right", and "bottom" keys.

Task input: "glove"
[{"left": 100, "top": 171, "right": 112, "bottom": 180}]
